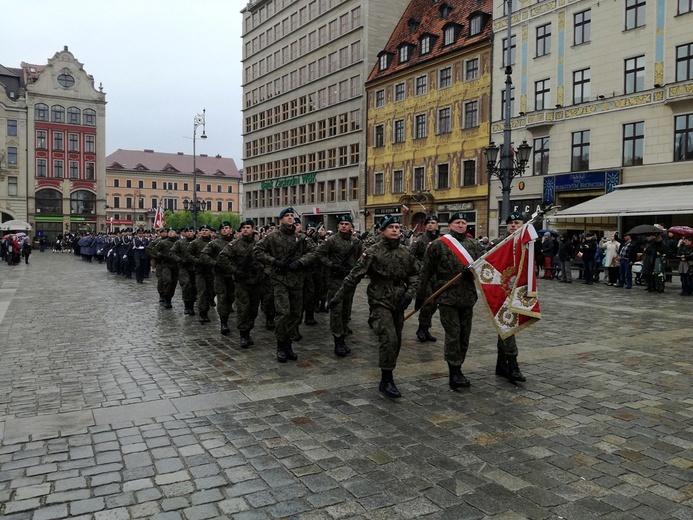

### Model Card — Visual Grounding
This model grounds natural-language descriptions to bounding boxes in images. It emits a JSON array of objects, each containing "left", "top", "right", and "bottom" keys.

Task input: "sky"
[{"left": 3, "top": 0, "right": 247, "bottom": 165}]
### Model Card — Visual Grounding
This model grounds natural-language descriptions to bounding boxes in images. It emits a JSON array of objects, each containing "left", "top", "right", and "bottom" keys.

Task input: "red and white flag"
[
  {"left": 441, "top": 235, "right": 474, "bottom": 266},
  {"left": 471, "top": 224, "right": 541, "bottom": 339},
  {"left": 153, "top": 206, "right": 166, "bottom": 230},
  {"left": 313, "top": 207, "right": 320, "bottom": 215}
]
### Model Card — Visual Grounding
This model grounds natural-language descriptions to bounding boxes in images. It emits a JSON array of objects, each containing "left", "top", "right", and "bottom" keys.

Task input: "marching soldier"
[
  {"left": 146, "top": 228, "right": 169, "bottom": 301},
  {"left": 328, "top": 216, "right": 418, "bottom": 398},
  {"left": 317, "top": 214, "right": 362, "bottom": 357},
  {"left": 417, "top": 213, "right": 486, "bottom": 389},
  {"left": 132, "top": 228, "right": 148, "bottom": 284},
  {"left": 169, "top": 226, "right": 197, "bottom": 315},
  {"left": 410, "top": 215, "right": 440, "bottom": 343},
  {"left": 201, "top": 221, "right": 235, "bottom": 335},
  {"left": 189, "top": 225, "right": 214, "bottom": 323},
  {"left": 217, "top": 219, "right": 264, "bottom": 347},
  {"left": 148, "top": 228, "right": 180, "bottom": 308},
  {"left": 253, "top": 207, "right": 316, "bottom": 363}
]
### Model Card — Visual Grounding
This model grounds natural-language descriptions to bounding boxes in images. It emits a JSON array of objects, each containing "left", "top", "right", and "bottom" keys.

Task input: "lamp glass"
[
  {"left": 517, "top": 140, "right": 532, "bottom": 165},
  {"left": 484, "top": 142, "right": 499, "bottom": 164}
]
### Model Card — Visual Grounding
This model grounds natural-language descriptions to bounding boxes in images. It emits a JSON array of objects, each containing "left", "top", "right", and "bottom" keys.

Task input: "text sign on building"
[
  {"left": 437, "top": 202, "right": 474, "bottom": 212},
  {"left": 260, "top": 172, "right": 317, "bottom": 190},
  {"left": 543, "top": 170, "right": 620, "bottom": 203},
  {"left": 374, "top": 207, "right": 401, "bottom": 215}
]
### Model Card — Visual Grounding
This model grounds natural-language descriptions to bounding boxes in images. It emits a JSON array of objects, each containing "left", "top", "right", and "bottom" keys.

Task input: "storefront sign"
[
  {"left": 260, "top": 172, "right": 317, "bottom": 190},
  {"left": 437, "top": 202, "right": 474, "bottom": 212},
  {"left": 543, "top": 170, "right": 620, "bottom": 203},
  {"left": 374, "top": 207, "right": 401, "bottom": 215}
]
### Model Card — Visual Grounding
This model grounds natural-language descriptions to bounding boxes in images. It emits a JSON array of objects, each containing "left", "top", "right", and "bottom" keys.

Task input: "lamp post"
[
  {"left": 484, "top": 0, "right": 532, "bottom": 227},
  {"left": 133, "top": 189, "right": 144, "bottom": 228},
  {"left": 192, "top": 109, "right": 207, "bottom": 230},
  {"left": 183, "top": 198, "right": 204, "bottom": 227}
]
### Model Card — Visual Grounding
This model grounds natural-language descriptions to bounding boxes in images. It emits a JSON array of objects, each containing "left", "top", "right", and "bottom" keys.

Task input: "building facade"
[
  {"left": 105, "top": 149, "right": 241, "bottom": 231},
  {"left": 365, "top": 0, "right": 493, "bottom": 236},
  {"left": 0, "top": 65, "right": 28, "bottom": 223},
  {"left": 241, "top": 0, "right": 410, "bottom": 231},
  {"left": 489, "top": 0, "right": 693, "bottom": 236}
]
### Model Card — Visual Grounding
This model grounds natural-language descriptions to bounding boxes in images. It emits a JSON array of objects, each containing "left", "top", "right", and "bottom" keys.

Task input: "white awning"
[{"left": 553, "top": 180, "right": 693, "bottom": 219}]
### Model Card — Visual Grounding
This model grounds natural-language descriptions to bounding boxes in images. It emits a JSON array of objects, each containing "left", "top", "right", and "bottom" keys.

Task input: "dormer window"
[
  {"left": 420, "top": 36, "right": 431, "bottom": 55},
  {"left": 470, "top": 14, "right": 483, "bottom": 36},
  {"left": 443, "top": 23, "right": 462, "bottom": 45},
  {"left": 398, "top": 44, "right": 413, "bottom": 64},
  {"left": 439, "top": 2, "right": 453, "bottom": 18},
  {"left": 378, "top": 52, "right": 392, "bottom": 71},
  {"left": 408, "top": 18, "right": 420, "bottom": 33}
]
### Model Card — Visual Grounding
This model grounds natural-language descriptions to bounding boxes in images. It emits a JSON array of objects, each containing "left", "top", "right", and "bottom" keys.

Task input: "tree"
[{"left": 162, "top": 211, "right": 241, "bottom": 231}]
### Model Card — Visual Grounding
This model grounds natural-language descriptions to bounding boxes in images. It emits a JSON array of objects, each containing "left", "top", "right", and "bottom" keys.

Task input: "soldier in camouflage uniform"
[
  {"left": 188, "top": 225, "right": 215, "bottom": 323},
  {"left": 146, "top": 228, "right": 170, "bottom": 303},
  {"left": 317, "top": 214, "right": 362, "bottom": 357},
  {"left": 169, "top": 226, "right": 197, "bottom": 315},
  {"left": 417, "top": 212, "right": 486, "bottom": 389},
  {"left": 260, "top": 222, "right": 276, "bottom": 331},
  {"left": 495, "top": 211, "right": 528, "bottom": 383},
  {"left": 217, "top": 219, "right": 263, "bottom": 347},
  {"left": 301, "top": 221, "right": 321, "bottom": 327},
  {"left": 148, "top": 228, "right": 180, "bottom": 308},
  {"left": 253, "top": 207, "right": 316, "bottom": 363},
  {"left": 329, "top": 216, "right": 418, "bottom": 398},
  {"left": 201, "top": 222, "right": 235, "bottom": 335},
  {"left": 410, "top": 215, "right": 440, "bottom": 343}
]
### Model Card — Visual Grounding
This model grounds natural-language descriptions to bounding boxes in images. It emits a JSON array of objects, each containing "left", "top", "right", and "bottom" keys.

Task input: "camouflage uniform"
[
  {"left": 169, "top": 234, "right": 197, "bottom": 314},
  {"left": 149, "top": 236, "right": 179, "bottom": 306},
  {"left": 189, "top": 235, "right": 214, "bottom": 320},
  {"left": 410, "top": 230, "right": 440, "bottom": 338},
  {"left": 418, "top": 231, "right": 485, "bottom": 373},
  {"left": 201, "top": 234, "right": 235, "bottom": 330}
]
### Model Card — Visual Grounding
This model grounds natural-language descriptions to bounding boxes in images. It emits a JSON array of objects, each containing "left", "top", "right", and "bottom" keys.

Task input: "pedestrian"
[
  {"left": 602, "top": 233, "right": 621, "bottom": 286},
  {"left": 410, "top": 215, "right": 440, "bottom": 343},
  {"left": 677, "top": 236, "right": 693, "bottom": 296},
  {"left": 328, "top": 215, "right": 418, "bottom": 398},
  {"left": 558, "top": 234, "right": 575, "bottom": 283},
  {"left": 21, "top": 237, "right": 32, "bottom": 264},
  {"left": 578, "top": 232, "right": 597, "bottom": 284},
  {"left": 417, "top": 212, "right": 485, "bottom": 389},
  {"left": 615, "top": 233, "right": 637, "bottom": 289}
]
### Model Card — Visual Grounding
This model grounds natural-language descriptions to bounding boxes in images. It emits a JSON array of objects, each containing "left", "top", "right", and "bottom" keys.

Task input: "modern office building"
[
  {"left": 365, "top": 0, "right": 493, "bottom": 236},
  {"left": 488, "top": 0, "right": 693, "bottom": 237},
  {"left": 241, "top": 0, "right": 410, "bottom": 230}
]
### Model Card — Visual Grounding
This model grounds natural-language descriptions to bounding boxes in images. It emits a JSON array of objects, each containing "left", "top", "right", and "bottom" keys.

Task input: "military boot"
[
  {"left": 266, "top": 317, "right": 275, "bottom": 330},
  {"left": 199, "top": 311, "right": 211, "bottom": 324},
  {"left": 163, "top": 297, "right": 173, "bottom": 309},
  {"left": 220, "top": 318, "right": 230, "bottom": 335},
  {"left": 183, "top": 304, "right": 191, "bottom": 315},
  {"left": 318, "top": 299, "right": 327, "bottom": 313},
  {"left": 504, "top": 355, "right": 526, "bottom": 382},
  {"left": 448, "top": 362, "right": 470, "bottom": 389},
  {"left": 285, "top": 340, "right": 298, "bottom": 361},
  {"left": 185, "top": 302, "right": 195, "bottom": 316},
  {"left": 276, "top": 340, "right": 287, "bottom": 363},
  {"left": 240, "top": 331, "right": 253, "bottom": 348},
  {"left": 304, "top": 309, "right": 318, "bottom": 326},
  {"left": 334, "top": 335, "right": 348, "bottom": 357},
  {"left": 379, "top": 370, "right": 401, "bottom": 398},
  {"left": 415, "top": 325, "right": 428, "bottom": 342},
  {"left": 495, "top": 352, "right": 508, "bottom": 377},
  {"left": 423, "top": 327, "right": 437, "bottom": 342}
]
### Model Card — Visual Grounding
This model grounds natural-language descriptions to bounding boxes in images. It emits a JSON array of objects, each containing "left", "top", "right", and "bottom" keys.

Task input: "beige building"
[
  {"left": 0, "top": 65, "right": 28, "bottom": 223},
  {"left": 105, "top": 149, "right": 241, "bottom": 231},
  {"left": 241, "top": 0, "right": 410, "bottom": 230},
  {"left": 489, "top": 0, "right": 693, "bottom": 236}
]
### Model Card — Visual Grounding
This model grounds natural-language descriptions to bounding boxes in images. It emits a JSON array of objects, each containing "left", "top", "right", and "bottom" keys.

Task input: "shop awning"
[{"left": 553, "top": 180, "right": 693, "bottom": 219}]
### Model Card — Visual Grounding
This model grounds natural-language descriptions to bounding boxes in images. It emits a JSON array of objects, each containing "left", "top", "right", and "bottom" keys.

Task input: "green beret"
[
  {"left": 424, "top": 215, "right": 439, "bottom": 224},
  {"left": 448, "top": 212, "right": 468, "bottom": 224},
  {"left": 220, "top": 221, "right": 233, "bottom": 229},
  {"left": 506, "top": 211, "right": 525, "bottom": 224},
  {"left": 199, "top": 224, "right": 212, "bottom": 231},
  {"left": 338, "top": 214, "right": 353, "bottom": 223},
  {"left": 379, "top": 215, "right": 400, "bottom": 230},
  {"left": 279, "top": 207, "right": 294, "bottom": 219},
  {"left": 240, "top": 219, "right": 255, "bottom": 228}
]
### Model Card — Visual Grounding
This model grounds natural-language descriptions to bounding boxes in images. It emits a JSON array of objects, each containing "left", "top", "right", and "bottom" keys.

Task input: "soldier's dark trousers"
[
  {"left": 371, "top": 305, "right": 404, "bottom": 370},
  {"left": 134, "top": 252, "right": 147, "bottom": 283},
  {"left": 273, "top": 281, "right": 303, "bottom": 342},
  {"left": 261, "top": 279, "right": 275, "bottom": 319},
  {"left": 497, "top": 334, "right": 518, "bottom": 356},
  {"left": 236, "top": 283, "right": 261, "bottom": 332},
  {"left": 215, "top": 276, "right": 235, "bottom": 321},
  {"left": 439, "top": 304, "right": 474, "bottom": 366},
  {"left": 327, "top": 278, "right": 354, "bottom": 337},
  {"left": 196, "top": 272, "right": 215, "bottom": 313},
  {"left": 178, "top": 269, "right": 197, "bottom": 305},
  {"left": 159, "top": 266, "right": 179, "bottom": 299}
]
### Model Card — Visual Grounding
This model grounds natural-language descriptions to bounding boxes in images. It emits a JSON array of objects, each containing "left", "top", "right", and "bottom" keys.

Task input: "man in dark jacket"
[
  {"left": 616, "top": 233, "right": 638, "bottom": 289},
  {"left": 558, "top": 234, "right": 575, "bottom": 283},
  {"left": 579, "top": 233, "right": 597, "bottom": 284}
]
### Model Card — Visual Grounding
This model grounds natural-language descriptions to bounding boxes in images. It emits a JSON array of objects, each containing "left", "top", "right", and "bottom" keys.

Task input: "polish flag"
[
  {"left": 441, "top": 235, "right": 474, "bottom": 266},
  {"left": 313, "top": 207, "right": 320, "bottom": 214},
  {"left": 402, "top": 204, "right": 410, "bottom": 213},
  {"left": 153, "top": 206, "right": 166, "bottom": 230}
]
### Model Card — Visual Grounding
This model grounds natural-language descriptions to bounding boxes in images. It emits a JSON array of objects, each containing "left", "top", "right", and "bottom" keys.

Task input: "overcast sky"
[{"left": 3, "top": 0, "right": 246, "bottom": 164}]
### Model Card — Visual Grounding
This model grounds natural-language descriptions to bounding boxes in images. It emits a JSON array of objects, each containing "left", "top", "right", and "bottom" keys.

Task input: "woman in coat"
[{"left": 602, "top": 234, "right": 621, "bottom": 286}]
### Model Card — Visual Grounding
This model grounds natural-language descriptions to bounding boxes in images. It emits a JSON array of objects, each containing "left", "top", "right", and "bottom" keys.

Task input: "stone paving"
[{"left": 0, "top": 252, "right": 692, "bottom": 519}]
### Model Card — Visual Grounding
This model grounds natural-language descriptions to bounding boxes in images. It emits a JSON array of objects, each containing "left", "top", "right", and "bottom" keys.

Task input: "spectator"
[
  {"left": 616, "top": 233, "right": 638, "bottom": 289},
  {"left": 677, "top": 236, "right": 693, "bottom": 296},
  {"left": 21, "top": 237, "right": 32, "bottom": 264},
  {"left": 579, "top": 233, "right": 597, "bottom": 285},
  {"left": 558, "top": 234, "right": 575, "bottom": 283},
  {"left": 601, "top": 234, "right": 621, "bottom": 286}
]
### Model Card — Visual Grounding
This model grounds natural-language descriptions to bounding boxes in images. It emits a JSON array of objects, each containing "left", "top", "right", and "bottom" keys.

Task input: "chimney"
[
  {"left": 200, "top": 154, "right": 208, "bottom": 157},
  {"left": 216, "top": 154, "right": 221, "bottom": 158},
  {"left": 177, "top": 152, "right": 184, "bottom": 155},
  {"left": 144, "top": 149, "right": 154, "bottom": 153}
]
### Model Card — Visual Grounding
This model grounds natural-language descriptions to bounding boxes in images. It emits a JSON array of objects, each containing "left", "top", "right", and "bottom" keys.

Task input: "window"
[
  {"left": 375, "top": 89, "right": 385, "bottom": 108},
  {"left": 623, "top": 122, "right": 644, "bottom": 166},
  {"left": 395, "top": 83, "right": 405, "bottom": 101},
  {"left": 625, "top": 55, "right": 645, "bottom": 94},
  {"left": 378, "top": 54, "right": 390, "bottom": 71},
  {"left": 470, "top": 15, "right": 483, "bottom": 36},
  {"left": 152, "top": 181, "right": 157, "bottom": 189},
  {"left": 399, "top": 45, "right": 410, "bottom": 63},
  {"left": 535, "top": 79, "right": 550, "bottom": 110},
  {"left": 69, "top": 133, "right": 79, "bottom": 152},
  {"left": 394, "top": 120, "right": 405, "bottom": 143},
  {"left": 501, "top": 87, "right": 515, "bottom": 115},
  {"left": 57, "top": 74, "right": 75, "bottom": 87},
  {"left": 54, "top": 160, "right": 64, "bottom": 178},
  {"left": 415, "top": 75, "right": 427, "bottom": 95},
  {"left": 54, "top": 132, "right": 64, "bottom": 150},
  {"left": 375, "top": 125, "right": 384, "bottom": 147},
  {"left": 36, "top": 159, "right": 47, "bottom": 177},
  {"left": 439, "top": 67, "right": 452, "bottom": 88},
  {"left": 85, "top": 135, "right": 95, "bottom": 153},
  {"left": 677, "top": 43, "right": 693, "bottom": 81},
  {"left": 71, "top": 190, "right": 96, "bottom": 215},
  {"left": 679, "top": 0, "right": 693, "bottom": 14},
  {"left": 8, "top": 176, "right": 18, "bottom": 196},
  {"left": 415, "top": 114, "right": 427, "bottom": 139},
  {"left": 465, "top": 58, "right": 479, "bottom": 81},
  {"left": 574, "top": 9, "right": 591, "bottom": 45},
  {"left": 573, "top": 68, "right": 590, "bottom": 103},
  {"left": 126, "top": 180, "right": 132, "bottom": 188},
  {"left": 35, "top": 103, "right": 48, "bottom": 121},
  {"left": 438, "top": 107, "right": 451, "bottom": 134},
  {"left": 462, "top": 160, "right": 476, "bottom": 186},
  {"left": 464, "top": 101, "right": 478, "bottom": 128},
  {"left": 85, "top": 163, "right": 95, "bottom": 180},
  {"left": 7, "top": 147, "right": 17, "bottom": 165},
  {"left": 51, "top": 105, "right": 65, "bottom": 123},
  {"left": 35, "top": 189, "right": 62, "bottom": 214},
  {"left": 533, "top": 137, "right": 550, "bottom": 175},
  {"left": 83, "top": 109, "right": 96, "bottom": 126},
  {"left": 436, "top": 164, "right": 449, "bottom": 189},
  {"left": 571, "top": 130, "right": 590, "bottom": 171},
  {"left": 113, "top": 179, "right": 120, "bottom": 188},
  {"left": 7, "top": 120, "right": 17, "bottom": 136},
  {"left": 67, "top": 107, "right": 80, "bottom": 124},
  {"left": 674, "top": 114, "right": 693, "bottom": 161},
  {"left": 625, "top": 0, "right": 646, "bottom": 30},
  {"left": 414, "top": 166, "right": 425, "bottom": 191},
  {"left": 502, "top": 35, "right": 516, "bottom": 66},
  {"left": 36, "top": 131, "right": 47, "bottom": 149},
  {"left": 69, "top": 161, "right": 79, "bottom": 179},
  {"left": 113, "top": 196, "right": 120, "bottom": 208},
  {"left": 393, "top": 170, "right": 403, "bottom": 193},
  {"left": 536, "top": 24, "right": 551, "bottom": 57},
  {"left": 227, "top": 201, "right": 234, "bottom": 212},
  {"left": 443, "top": 25, "right": 458, "bottom": 45},
  {"left": 420, "top": 36, "right": 431, "bottom": 55},
  {"left": 374, "top": 172, "right": 384, "bottom": 195}
]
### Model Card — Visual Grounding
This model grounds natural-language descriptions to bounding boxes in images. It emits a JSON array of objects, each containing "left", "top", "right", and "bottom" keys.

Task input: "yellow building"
[{"left": 364, "top": 0, "right": 493, "bottom": 236}]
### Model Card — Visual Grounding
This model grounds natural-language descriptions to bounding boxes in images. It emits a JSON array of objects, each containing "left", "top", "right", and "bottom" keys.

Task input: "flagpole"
[{"left": 404, "top": 203, "right": 551, "bottom": 321}]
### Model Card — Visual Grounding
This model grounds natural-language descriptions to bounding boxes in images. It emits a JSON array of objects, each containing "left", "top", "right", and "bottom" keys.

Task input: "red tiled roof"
[
  {"left": 106, "top": 149, "right": 241, "bottom": 179},
  {"left": 366, "top": 0, "right": 492, "bottom": 83}
]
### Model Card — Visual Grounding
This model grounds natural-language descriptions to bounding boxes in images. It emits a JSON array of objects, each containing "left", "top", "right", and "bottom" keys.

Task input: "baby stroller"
[{"left": 632, "top": 261, "right": 644, "bottom": 285}]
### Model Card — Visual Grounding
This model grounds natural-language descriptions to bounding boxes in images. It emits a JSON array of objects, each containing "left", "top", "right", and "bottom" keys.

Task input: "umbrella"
[
  {"left": 538, "top": 229, "right": 559, "bottom": 237},
  {"left": 667, "top": 225, "right": 693, "bottom": 238},
  {"left": 626, "top": 224, "right": 664, "bottom": 235}
]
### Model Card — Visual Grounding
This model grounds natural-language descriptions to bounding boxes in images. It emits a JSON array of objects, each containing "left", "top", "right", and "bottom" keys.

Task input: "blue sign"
[{"left": 543, "top": 171, "right": 620, "bottom": 203}]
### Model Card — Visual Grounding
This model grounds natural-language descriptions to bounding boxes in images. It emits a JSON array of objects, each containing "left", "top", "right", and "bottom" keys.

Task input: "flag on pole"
[
  {"left": 471, "top": 224, "right": 541, "bottom": 339},
  {"left": 402, "top": 204, "right": 410, "bottom": 213},
  {"left": 153, "top": 206, "right": 166, "bottom": 230},
  {"left": 313, "top": 207, "right": 320, "bottom": 215}
]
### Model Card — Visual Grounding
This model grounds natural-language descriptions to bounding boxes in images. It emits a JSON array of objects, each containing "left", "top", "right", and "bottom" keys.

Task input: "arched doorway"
[{"left": 411, "top": 212, "right": 426, "bottom": 235}]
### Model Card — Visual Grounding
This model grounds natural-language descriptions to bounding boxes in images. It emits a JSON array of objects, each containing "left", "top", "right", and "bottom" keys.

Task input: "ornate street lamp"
[
  {"left": 192, "top": 109, "right": 207, "bottom": 230},
  {"left": 183, "top": 198, "right": 205, "bottom": 225},
  {"left": 485, "top": 0, "right": 532, "bottom": 227}
]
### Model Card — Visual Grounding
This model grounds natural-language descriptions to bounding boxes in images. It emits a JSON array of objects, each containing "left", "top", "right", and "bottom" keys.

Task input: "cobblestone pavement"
[{"left": 0, "top": 252, "right": 692, "bottom": 519}]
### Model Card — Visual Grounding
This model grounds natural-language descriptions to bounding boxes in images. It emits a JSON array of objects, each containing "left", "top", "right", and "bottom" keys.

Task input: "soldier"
[
  {"left": 495, "top": 211, "right": 529, "bottom": 383},
  {"left": 317, "top": 214, "right": 362, "bottom": 357},
  {"left": 201, "top": 221, "right": 235, "bottom": 335},
  {"left": 301, "top": 221, "right": 321, "bottom": 327},
  {"left": 253, "top": 207, "right": 316, "bottom": 363},
  {"left": 410, "top": 215, "right": 440, "bottom": 343},
  {"left": 169, "top": 226, "right": 197, "bottom": 315},
  {"left": 217, "top": 219, "right": 264, "bottom": 347},
  {"left": 189, "top": 225, "right": 215, "bottom": 323},
  {"left": 417, "top": 212, "right": 486, "bottom": 389},
  {"left": 149, "top": 228, "right": 180, "bottom": 308},
  {"left": 132, "top": 228, "right": 149, "bottom": 284},
  {"left": 328, "top": 215, "right": 418, "bottom": 398},
  {"left": 146, "top": 228, "right": 169, "bottom": 301}
]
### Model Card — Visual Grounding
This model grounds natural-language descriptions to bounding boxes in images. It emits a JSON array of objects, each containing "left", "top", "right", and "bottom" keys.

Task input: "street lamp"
[
  {"left": 133, "top": 189, "right": 144, "bottom": 228},
  {"left": 183, "top": 197, "right": 205, "bottom": 225},
  {"left": 484, "top": 0, "right": 533, "bottom": 226},
  {"left": 192, "top": 109, "right": 207, "bottom": 230}
]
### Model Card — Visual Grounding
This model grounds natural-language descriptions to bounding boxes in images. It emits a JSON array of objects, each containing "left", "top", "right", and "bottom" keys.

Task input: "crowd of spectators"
[{"left": 1, "top": 234, "right": 32, "bottom": 266}]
